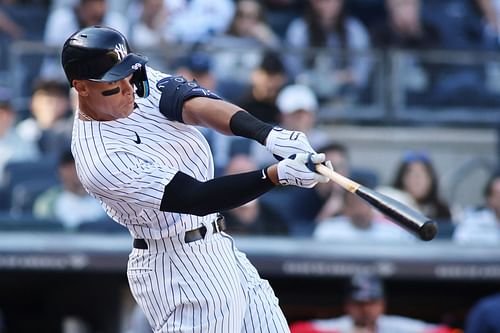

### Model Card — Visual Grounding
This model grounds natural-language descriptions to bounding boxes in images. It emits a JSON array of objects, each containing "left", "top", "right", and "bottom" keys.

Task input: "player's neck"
[{"left": 79, "top": 108, "right": 96, "bottom": 121}]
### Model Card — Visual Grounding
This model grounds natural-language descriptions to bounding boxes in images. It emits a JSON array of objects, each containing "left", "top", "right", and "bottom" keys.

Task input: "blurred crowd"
[
  {"left": 0, "top": 0, "right": 498, "bottom": 243},
  {"left": 0, "top": 1, "right": 499, "bottom": 333}
]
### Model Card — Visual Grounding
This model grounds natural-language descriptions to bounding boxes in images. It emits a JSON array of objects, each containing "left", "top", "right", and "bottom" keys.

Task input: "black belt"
[{"left": 133, "top": 216, "right": 226, "bottom": 249}]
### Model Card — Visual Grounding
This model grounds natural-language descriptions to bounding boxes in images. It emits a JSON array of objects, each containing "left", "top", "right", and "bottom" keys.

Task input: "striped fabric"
[{"left": 72, "top": 66, "right": 289, "bottom": 332}]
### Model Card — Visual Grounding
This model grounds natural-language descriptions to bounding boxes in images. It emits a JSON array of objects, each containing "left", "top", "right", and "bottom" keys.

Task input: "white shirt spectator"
[
  {"left": 44, "top": 7, "right": 129, "bottom": 48},
  {"left": 313, "top": 216, "right": 414, "bottom": 243},
  {"left": 285, "top": 16, "right": 371, "bottom": 85},
  {"left": 40, "top": 4, "right": 129, "bottom": 80},
  {"left": 453, "top": 208, "right": 500, "bottom": 245},
  {"left": 128, "top": 0, "right": 234, "bottom": 44},
  {"left": 0, "top": 128, "right": 39, "bottom": 184},
  {"left": 54, "top": 191, "right": 106, "bottom": 230},
  {"left": 299, "top": 314, "right": 442, "bottom": 333}
]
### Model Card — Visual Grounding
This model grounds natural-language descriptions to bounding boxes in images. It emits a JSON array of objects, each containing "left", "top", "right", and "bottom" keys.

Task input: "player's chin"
[{"left": 120, "top": 101, "right": 135, "bottom": 117}]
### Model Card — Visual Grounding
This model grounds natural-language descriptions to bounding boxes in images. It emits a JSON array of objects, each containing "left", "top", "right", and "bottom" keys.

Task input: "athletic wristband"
[
  {"left": 261, "top": 167, "right": 274, "bottom": 185},
  {"left": 229, "top": 110, "right": 273, "bottom": 145}
]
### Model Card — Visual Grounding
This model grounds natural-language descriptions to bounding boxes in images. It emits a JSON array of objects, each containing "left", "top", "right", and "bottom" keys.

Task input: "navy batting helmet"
[{"left": 61, "top": 26, "right": 149, "bottom": 97}]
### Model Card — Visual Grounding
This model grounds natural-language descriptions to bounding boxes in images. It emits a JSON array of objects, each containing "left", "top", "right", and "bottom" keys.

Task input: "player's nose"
[{"left": 122, "top": 74, "right": 134, "bottom": 95}]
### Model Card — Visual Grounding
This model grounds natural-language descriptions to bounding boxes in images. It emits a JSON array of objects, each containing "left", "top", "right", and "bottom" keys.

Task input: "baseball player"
[{"left": 61, "top": 26, "right": 332, "bottom": 333}]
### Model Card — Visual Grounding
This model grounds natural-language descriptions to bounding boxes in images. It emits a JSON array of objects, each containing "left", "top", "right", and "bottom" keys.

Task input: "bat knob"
[
  {"left": 419, "top": 221, "right": 438, "bottom": 241},
  {"left": 305, "top": 153, "right": 316, "bottom": 172}
]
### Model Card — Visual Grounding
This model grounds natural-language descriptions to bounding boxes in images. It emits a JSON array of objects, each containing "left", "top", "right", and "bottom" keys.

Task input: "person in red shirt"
[{"left": 290, "top": 274, "right": 455, "bottom": 333}]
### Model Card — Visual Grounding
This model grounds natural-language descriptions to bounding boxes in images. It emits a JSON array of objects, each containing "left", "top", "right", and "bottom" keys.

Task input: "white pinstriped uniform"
[{"left": 71, "top": 67, "right": 290, "bottom": 333}]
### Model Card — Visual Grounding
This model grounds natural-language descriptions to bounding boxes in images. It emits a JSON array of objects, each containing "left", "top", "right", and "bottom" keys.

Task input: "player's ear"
[{"left": 73, "top": 80, "right": 89, "bottom": 96}]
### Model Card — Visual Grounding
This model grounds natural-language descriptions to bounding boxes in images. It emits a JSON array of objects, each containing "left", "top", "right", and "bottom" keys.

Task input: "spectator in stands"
[
  {"left": 277, "top": 84, "right": 329, "bottom": 149},
  {"left": 465, "top": 292, "right": 500, "bottom": 333},
  {"left": 33, "top": 150, "right": 106, "bottom": 230},
  {"left": 475, "top": 0, "right": 500, "bottom": 47},
  {"left": 260, "top": 142, "right": 350, "bottom": 236},
  {"left": 313, "top": 142, "right": 351, "bottom": 223},
  {"left": 290, "top": 273, "right": 454, "bottom": 333},
  {"left": 453, "top": 172, "right": 500, "bottom": 245},
  {"left": 368, "top": 0, "right": 442, "bottom": 107},
  {"left": 16, "top": 79, "right": 72, "bottom": 157},
  {"left": 41, "top": 0, "right": 129, "bottom": 79},
  {"left": 0, "top": 99, "right": 39, "bottom": 184},
  {"left": 391, "top": 151, "right": 452, "bottom": 223},
  {"left": 175, "top": 51, "right": 217, "bottom": 92},
  {"left": 127, "top": 0, "right": 171, "bottom": 49},
  {"left": 313, "top": 174, "right": 414, "bottom": 243},
  {"left": 371, "top": 0, "right": 442, "bottom": 50},
  {"left": 222, "top": 154, "right": 288, "bottom": 235},
  {"left": 414, "top": 0, "right": 495, "bottom": 107},
  {"left": 127, "top": 0, "right": 234, "bottom": 45},
  {"left": 251, "top": 83, "right": 328, "bottom": 167},
  {"left": 0, "top": 9, "right": 24, "bottom": 40},
  {"left": 260, "top": 0, "right": 304, "bottom": 38},
  {"left": 174, "top": 51, "right": 238, "bottom": 176},
  {"left": 284, "top": 0, "right": 371, "bottom": 102},
  {"left": 237, "top": 50, "right": 288, "bottom": 124},
  {"left": 221, "top": 0, "right": 281, "bottom": 49}
]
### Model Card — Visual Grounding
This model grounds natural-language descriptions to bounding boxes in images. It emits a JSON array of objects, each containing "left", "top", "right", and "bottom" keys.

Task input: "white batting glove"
[
  {"left": 277, "top": 153, "right": 330, "bottom": 188},
  {"left": 265, "top": 127, "right": 315, "bottom": 160}
]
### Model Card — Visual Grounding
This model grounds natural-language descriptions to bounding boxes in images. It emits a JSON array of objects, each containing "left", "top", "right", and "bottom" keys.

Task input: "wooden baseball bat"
[{"left": 315, "top": 164, "right": 438, "bottom": 241}]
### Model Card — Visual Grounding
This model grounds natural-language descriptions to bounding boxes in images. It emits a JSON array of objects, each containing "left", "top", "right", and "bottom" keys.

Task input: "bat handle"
[{"left": 315, "top": 164, "right": 360, "bottom": 193}]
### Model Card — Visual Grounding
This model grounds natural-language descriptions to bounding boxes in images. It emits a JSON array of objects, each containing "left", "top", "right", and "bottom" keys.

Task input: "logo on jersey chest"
[{"left": 133, "top": 132, "right": 141, "bottom": 144}]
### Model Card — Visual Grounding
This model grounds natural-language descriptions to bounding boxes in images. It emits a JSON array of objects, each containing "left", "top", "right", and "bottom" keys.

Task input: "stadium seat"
[
  {"left": 0, "top": 187, "right": 11, "bottom": 212},
  {"left": 1, "top": 159, "right": 59, "bottom": 193},
  {"left": 77, "top": 217, "right": 128, "bottom": 234},
  {"left": 0, "top": 212, "right": 64, "bottom": 232},
  {"left": 433, "top": 220, "right": 456, "bottom": 240},
  {"left": 9, "top": 178, "right": 60, "bottom": 215}
]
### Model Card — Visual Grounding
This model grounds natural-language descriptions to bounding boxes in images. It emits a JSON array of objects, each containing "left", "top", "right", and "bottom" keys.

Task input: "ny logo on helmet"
[
  {"left": 131, "top": 63, "right": 142, "bottom": 70},
  {"left": 114, "top": 43, "right": 127, "bottom": 61}
]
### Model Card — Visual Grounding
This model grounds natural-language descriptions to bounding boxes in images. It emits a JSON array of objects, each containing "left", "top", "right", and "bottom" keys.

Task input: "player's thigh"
[
  {"left": 231, "top": 243, "right": 290, "bottom": 333},
  {"left": 128, "top": 236, "right": 248, "bottom": 332}
]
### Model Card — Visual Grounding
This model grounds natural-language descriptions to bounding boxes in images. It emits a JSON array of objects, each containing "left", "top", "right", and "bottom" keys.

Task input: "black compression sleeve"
[
  {"left": 160, "top": 169, "right": 275, "bottom": 216},
  {"left": 229, "top": 110, "right": 273, "bottom": 145}
]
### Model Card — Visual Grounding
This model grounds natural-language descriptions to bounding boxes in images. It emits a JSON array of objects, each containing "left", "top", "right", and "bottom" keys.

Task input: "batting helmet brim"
[{"left": 88, "top": 53, "right": 148, "bottom": 83}]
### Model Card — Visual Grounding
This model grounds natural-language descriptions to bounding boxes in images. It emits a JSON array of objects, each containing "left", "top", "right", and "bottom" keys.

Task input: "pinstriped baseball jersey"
[
  {"left": 71, "top": 67, "right": 218, "bottom": 239},
  {"left": 71, "top": 65, "right": 290, "bottom": 333}
]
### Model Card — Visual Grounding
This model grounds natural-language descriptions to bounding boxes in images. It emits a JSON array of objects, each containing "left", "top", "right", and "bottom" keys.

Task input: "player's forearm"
[
  {"left": 184, "top": 98, "right": 275, "bottom": 145},
  {"left": 182, "top": 97, "right": 241, "bottom": 135},
  {"left": 160, "top": 169, "right": 277, "bottom": 216}
]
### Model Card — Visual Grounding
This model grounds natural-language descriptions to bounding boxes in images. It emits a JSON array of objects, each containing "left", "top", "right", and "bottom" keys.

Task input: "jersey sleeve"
[{"left": 83, "top": 152, "right": 177, "bottom": 211}]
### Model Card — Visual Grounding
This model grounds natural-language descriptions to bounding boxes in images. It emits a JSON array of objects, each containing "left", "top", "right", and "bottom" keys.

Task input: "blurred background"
[{"left": 0, "top": 0, "right": 499, "bottom": 332}]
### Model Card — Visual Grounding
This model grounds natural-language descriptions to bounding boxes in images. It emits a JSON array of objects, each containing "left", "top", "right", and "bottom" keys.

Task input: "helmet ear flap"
[{"left": 131, "top": 66, "right": 149, "bottom": 98}]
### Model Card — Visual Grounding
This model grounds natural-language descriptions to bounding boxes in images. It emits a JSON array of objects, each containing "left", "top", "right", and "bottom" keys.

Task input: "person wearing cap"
[
  {"left": 290, "top": 274, "right": 454, "bottom": 333},
  {"left": 277, "top": 84, "right": 328, "bottom": 150},
  {"left": 251, "top": 83, "right": 328, "bottom": 168}
]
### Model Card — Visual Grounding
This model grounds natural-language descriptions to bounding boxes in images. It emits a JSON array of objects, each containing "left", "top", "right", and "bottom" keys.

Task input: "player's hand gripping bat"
[{"left": 308, "top": 155, "right": 438, "bottom": 241}]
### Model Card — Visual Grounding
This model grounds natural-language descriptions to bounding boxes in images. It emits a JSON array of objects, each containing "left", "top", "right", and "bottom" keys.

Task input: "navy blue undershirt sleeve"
[{"left": 160, "top": 170, "right": 275, "bottom": 216}]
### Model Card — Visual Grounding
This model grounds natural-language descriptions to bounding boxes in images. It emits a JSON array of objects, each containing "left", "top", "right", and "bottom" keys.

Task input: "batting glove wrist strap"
[
  {"left": 277, "top": 153, "right": 329, "bottom": 188},
  {"left": 265, "top": 127, "right": 315, "bottom": 161}
]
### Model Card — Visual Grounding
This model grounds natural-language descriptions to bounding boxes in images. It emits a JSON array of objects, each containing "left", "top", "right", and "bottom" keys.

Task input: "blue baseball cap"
[
  {"left": 179, "top": 52, "right": 212, "bottom": 73},
  {"left": 346, "top": 274, "right": 384, "bottom": 302}
]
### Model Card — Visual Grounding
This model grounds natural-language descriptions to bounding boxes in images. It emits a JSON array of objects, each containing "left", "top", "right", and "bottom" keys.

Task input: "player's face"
[
  {"left": 346, "top": 299, "right": 385, "bottom": 329},
  {"left": 76, "top": 74, "right": 136, "bottom": 121}
]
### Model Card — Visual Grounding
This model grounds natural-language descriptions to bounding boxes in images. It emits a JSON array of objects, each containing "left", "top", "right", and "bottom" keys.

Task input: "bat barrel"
[
  {"left": 356, "top": 186, "right": 439, "bottom": 241},
  {"left": 420, "top": 220, "right": 439, "bottom": 241}
]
